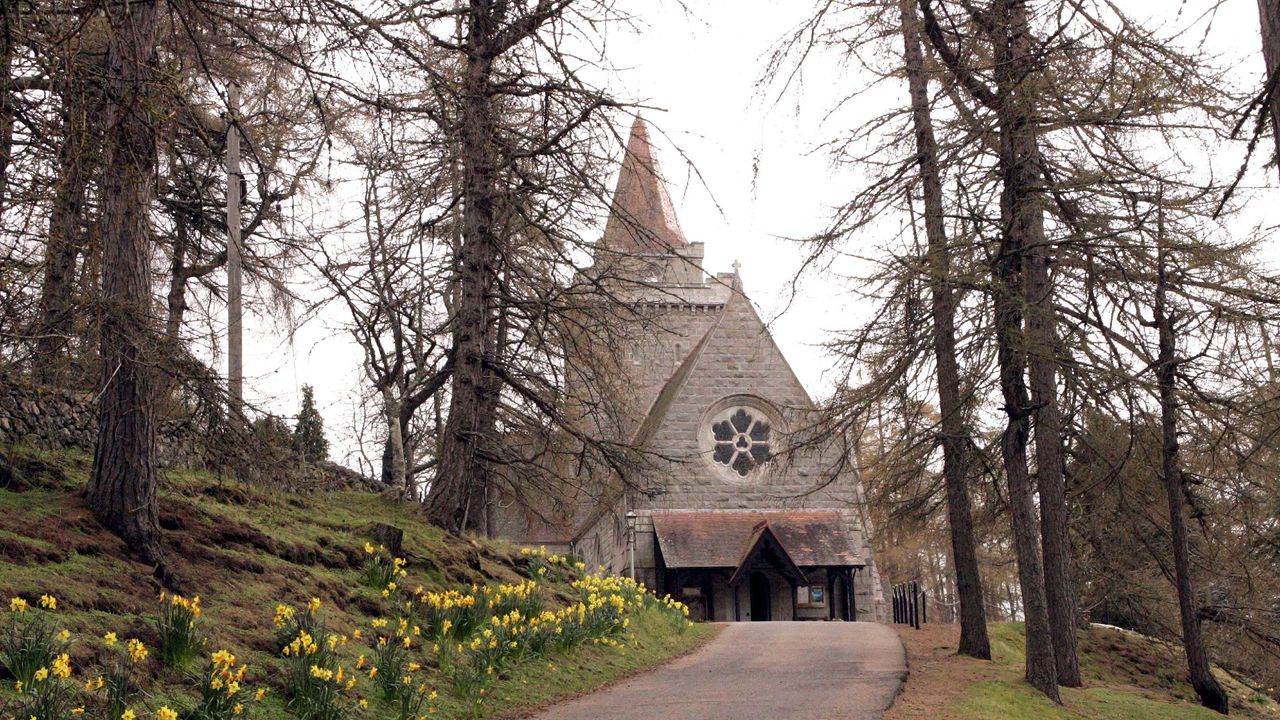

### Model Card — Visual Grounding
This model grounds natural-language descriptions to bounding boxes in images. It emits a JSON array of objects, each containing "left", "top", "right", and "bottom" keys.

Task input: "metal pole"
[
  {"left": 913, "top": 582, "right": 921, "bottom": 629},
  {"left": 226, "top": 82, "right": 242, "bottom": 412}
]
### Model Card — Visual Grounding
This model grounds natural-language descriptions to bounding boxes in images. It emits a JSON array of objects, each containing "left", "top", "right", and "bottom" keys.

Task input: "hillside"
[
  {"left": 0, "top": 444, "right": 716, "bottom": 719},
  {"left": 886, "top": 622, "right": 1279, "bottom": 720}
]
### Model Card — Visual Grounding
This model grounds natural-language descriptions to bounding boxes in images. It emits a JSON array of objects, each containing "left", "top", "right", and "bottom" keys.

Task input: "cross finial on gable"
[{"left": 732, "top": 259, "right": 741, "bottom": 274}]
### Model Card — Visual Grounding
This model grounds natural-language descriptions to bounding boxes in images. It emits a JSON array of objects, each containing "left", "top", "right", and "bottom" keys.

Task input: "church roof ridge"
[{"left": 600, "top": 117, "right": 689, "bottom": 253}]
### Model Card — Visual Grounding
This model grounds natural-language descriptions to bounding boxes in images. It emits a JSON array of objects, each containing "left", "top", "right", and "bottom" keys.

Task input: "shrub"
[
  {"left": 156, "top": 592, "right": 204, "bottom": 666},
  {"left": 293, "top": 384, "right": 329, "bottom": 462}
]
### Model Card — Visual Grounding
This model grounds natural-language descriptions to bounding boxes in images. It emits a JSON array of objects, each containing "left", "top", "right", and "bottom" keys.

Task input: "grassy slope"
[
  {"left": 890, "top": 622, "right": 1279, "bottom": 720},
  {"left": 0, "top": 444, "right": 717, "bottom": 719}
]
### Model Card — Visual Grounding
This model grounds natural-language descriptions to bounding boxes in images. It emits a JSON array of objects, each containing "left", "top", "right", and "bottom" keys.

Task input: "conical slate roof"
[{"left": 600, "top": 118, "right": 688, "bottom": 252}]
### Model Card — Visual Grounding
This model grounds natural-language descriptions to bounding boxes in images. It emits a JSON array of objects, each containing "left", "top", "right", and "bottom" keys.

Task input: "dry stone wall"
[
  {"left": 0, "top": 380, "right": 378, "bottom": 492},
  {"left": 0, "top": 382, "right": 103, "bottom": 451}
]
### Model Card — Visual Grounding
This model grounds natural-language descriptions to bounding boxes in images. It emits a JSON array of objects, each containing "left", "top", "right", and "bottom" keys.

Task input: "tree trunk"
[
  {"left": 1014, "top": 7, "right": 1082, "bottom": 687},
  {"left": 899, "top": 0, "right": 991, "bottom": 661},
  {"left": 165, "top": 212, "right": 190, "bottom": 342},
  {"left": 425, "top": 13, "right": 498, "bottom": 534},
  {"left": 87, "top": 0, "right": 164, "bottom": 572},
  {"left": 382, "top": 385, "right": 409, "bottom": 498},
  {"left": 1259, "top": 0, "right": 1280, "bottom": 169},
  {"left": 0, "top": 0, "right": 17, "bottom": 215},
  {"left": 990, "top": 0, "right": 1060, "bottom": 700},
  {"left": 1027, "top": 254, "right": 1081, "bottom": 687},
  {"left": 1154, "top": 243, "right": 1229, "bottom": 715},
  {"left": 37, "top": 82, "right": 89, "bottom": 381}
]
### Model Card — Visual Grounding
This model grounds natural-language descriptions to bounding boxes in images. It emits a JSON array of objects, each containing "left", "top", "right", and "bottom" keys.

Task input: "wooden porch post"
[
  {"left": 704, "top": 572, "right": 715, "bottom": 622},
  {"left": 827, "top": 567, "right": 836, "bottom": 621},
  {"left": 847, "top": 567, "right": 857, "bottom": 621},
  {"left": 783, "top": 573, "right": 793, "bottom": 620}
]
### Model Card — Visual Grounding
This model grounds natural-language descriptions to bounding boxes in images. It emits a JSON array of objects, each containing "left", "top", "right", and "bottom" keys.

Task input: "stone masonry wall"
[{"left": 0, "top": 381, "right": 378, "bottom": 492}]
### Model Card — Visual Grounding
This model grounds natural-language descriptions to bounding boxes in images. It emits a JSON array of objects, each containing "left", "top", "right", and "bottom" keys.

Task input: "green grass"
[
  {"left": 0, "top": 444, "right": 717, "bottom": 719},
  {"left": 947, "top": 623, "right": 1279, "bottom": 720}
]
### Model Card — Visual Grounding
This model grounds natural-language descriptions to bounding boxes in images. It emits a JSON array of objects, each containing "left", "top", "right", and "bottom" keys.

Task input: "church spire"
[{"left": 600, "top": 117, "right": 688, "bottom": 253}]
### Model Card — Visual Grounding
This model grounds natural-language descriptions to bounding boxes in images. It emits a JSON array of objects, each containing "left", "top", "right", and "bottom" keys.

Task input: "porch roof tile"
[{"left": 650, "top": 510, "right": 864, "bottom": 569}]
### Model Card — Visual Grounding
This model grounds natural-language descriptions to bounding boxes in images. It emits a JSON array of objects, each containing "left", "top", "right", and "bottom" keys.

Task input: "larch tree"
[
  {"left": 87, "top": 0, "right": 165, "bottom": 573},
  {"left": 897, "top": 0, "right": 991, "bottom": 661}
]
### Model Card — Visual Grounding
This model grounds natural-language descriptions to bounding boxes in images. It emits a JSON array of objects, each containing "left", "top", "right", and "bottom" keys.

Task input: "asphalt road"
[{"left": 529, "top": 622, "right": 907, "bottom": 720}]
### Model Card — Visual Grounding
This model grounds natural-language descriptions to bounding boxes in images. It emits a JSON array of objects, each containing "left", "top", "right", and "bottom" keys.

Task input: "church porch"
[{"left": 648, "top": 510, "right": 868, "bottom": 622}]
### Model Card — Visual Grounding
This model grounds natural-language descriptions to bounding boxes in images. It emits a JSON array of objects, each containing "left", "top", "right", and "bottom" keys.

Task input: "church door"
[
  {"left": 832, "top": 572, "right": 849, "bottom": 621},
  {"left": 749, "top": 572, "right": 772, "bottom": 621}
]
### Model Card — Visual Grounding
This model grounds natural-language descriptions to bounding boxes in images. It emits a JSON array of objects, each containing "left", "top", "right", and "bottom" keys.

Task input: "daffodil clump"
[
  {"left": 384, "top": 670, "right": 437, "bottom": 720},
  {"left": 363, "top": 542, "right": 408, "bottom": 590},
  {"left": 94, "top": 631, "right": 149, "bottom": 720},
  {"left": 568, "top": 574, "right": 645, "bottom": 642},
  {"left": 11, "top": 650, "right": 77, "bottom": 720},
  {"left": 647, "top": 591, "right": 694, "bottom": 633},
  {"left": 1, "top": 595, "right": 67, "bottom": 693},
  {"left": 2, "top": 597, "right": 78, "bottom": 720},
  {"left": 365, "top": 616, "right": 417, "bottom": 700},
  {"left": 156, "top": 592, "right": 205, "bottom": 667},
  {"left": 273, "top": 597, "right": 325, "bottom": 653},
  {"left": 442, "top": 572, "right": 690, "bottom": 702},
  {"left": 404, "top": 588, "right": 484, "bottom": 644},
  {"left": 278, "top": 600, "right": 358, "bottom": 720},
  {"left": 516, "top": 546, "right": 585, "bottom": 581},
  {"left": 186, "top": 649, "right": 259, "bottom": 720}
]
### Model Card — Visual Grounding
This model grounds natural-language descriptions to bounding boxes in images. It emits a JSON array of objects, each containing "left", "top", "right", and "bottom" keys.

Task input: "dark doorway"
[
  {"left": 749, "top": 572, "right": 771, "bottom": 621},
  {"left": 832, "top": 572, "right": 849, "bottom": 621}
]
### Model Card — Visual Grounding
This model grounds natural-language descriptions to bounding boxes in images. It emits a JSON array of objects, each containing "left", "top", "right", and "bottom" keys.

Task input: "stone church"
[{"left": 497, "top": 118, "right": 885, "bottom": 623}]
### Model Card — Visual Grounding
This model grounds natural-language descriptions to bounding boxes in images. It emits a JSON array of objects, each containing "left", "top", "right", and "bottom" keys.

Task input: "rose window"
[{"left": 711, "top": 408, "right": 771, "bottom": 477}]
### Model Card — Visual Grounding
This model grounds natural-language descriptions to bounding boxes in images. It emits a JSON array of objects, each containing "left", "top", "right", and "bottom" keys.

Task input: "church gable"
[
  {"left": 643, "top": 284, "right": 813, "bottom": 458},
  {"left": 627, "top": 283, "right": 867, "bottom": 508}
]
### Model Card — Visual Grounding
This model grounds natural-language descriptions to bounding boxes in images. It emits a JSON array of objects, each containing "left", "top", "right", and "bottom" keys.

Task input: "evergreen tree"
[{"left": 294, "top": 385, "right": 328, "bottom": 463}]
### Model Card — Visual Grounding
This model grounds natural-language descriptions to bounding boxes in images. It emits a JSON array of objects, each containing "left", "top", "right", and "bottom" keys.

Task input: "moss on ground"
[{"left": 0, "top": 444, "right": 718, "bottom": 719}]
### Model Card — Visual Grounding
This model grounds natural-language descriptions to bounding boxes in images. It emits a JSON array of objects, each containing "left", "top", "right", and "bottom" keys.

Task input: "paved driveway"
[{"left": 529, "top": 622, "right": 907, "bottom": 720}]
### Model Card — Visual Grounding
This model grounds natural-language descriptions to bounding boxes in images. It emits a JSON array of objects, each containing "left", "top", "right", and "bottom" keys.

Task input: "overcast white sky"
[{"left": 236, "top": 0, "right": 1273, "bottom": 471}]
